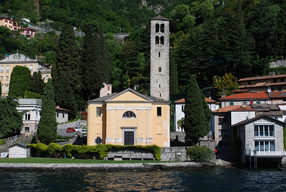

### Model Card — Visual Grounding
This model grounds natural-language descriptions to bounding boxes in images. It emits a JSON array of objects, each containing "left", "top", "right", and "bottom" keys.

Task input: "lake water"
[{"left": 0, "top": 167, "right": 286, "bottom": 191}]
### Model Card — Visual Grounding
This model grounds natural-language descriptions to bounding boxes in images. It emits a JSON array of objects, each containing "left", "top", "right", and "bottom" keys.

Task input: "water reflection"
[{"left": 1, "top": 168, "right": 286, "bottom": 191}]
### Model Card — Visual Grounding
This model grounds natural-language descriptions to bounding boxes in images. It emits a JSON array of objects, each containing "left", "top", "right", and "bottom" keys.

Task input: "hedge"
[
  {"left": 24, "top": 91, "right": 43, "bottom": 99},
  {"left": 29, "top": 143, "right": 161, "bottom": 160}
]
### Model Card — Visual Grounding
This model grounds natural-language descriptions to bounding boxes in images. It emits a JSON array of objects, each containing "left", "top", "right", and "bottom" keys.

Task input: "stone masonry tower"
[{"left": 150, "top": 15, "right": 170, "bottom": 101}]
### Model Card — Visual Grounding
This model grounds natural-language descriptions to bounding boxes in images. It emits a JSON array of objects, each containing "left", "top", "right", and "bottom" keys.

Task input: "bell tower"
[{"left": 150, "top": 15, "right": 170, "bottom": 101}]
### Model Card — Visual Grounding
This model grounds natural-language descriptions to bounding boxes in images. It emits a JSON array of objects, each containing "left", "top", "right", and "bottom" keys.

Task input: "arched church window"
[
  {"left": 155, "top": 36, "right": 159, "bottom": 44},
  {"left": 122, "top": 111, "right": 136, "bottom": 118},
  {"left": 156, "top": 24, "right": 159, "bottom": 32},
  {"left": 160, "top": 24, "right": 164, "bottom": 33},
  {"left": 160, "top": 36, "right": 164, "bottom": 45}
]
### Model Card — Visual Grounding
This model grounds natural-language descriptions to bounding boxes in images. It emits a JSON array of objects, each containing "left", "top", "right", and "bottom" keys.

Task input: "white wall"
[
  {"left": 9, "top": 146, "right": 30, "bottom": 158},
  {"left": 231, "top": 111, "right": 255, "bottom": 125},
  {"left": 174, "top": 102, "right": 219, "bottom": 132},
  {"left": 175, "top": 103, "right": 184, "bottom": 132},
  {"left": 56, "top": 111, "right": 69, "bottom": 123}
]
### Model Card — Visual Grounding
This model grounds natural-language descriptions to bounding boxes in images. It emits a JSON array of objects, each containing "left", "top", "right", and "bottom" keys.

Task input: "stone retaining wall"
[
  {"left": 161, "top": 147, "right": 191, "bottom": 161},
  {"left": 269, "top": 60, "right": 286, "bottom": 68},
  {"left": 0, "top": 162, "right": 215, "bottom": 172},
  {"left": 105, "top": 149, "right": 155, "bottom": 160},
  {"left": 0, "top": 134, "right": 34, "bottom": 153}
]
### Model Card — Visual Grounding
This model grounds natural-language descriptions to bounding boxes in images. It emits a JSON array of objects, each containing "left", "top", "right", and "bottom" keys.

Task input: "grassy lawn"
[{"left": 0, "top": 158, "right": 179, "bottom": 164}]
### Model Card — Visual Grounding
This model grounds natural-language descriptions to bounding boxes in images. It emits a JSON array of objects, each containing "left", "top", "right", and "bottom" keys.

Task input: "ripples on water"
[{"left": 1, "top": 168, "right": 286, "bottom": 191}]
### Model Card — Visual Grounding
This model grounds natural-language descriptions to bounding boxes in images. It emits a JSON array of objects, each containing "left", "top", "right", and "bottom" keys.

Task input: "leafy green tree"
[
  {"left": 37, "top": 79, "right": 57, "bottom": 144},
  {"left": 29, "top": 71, "right": 45, "bottom": 95},
  {"left": 247, "top": 0, "right": 281, "bottom": 58},
  {"left": 8, "top": 66, "right": 31, "bottom": 98},
  {"left": 213, "top": 73, "right": 239, "bottom": 97},
  {"left": 199, "top": 0, "right": 214, "bottom": 19},
  {"left": 0, "top": 97, "right": 23, "bottom": 138},
  {"left": 183, "top": 15, "right": 196, "bottom": 29},
  {"left": 184, "top": 75, "right": 209, "bottom": 144},
  {"left": 0, "top": 26, "right": 16, "bottom": 56},
  {"left": 174, "top": 4, "right": 189, "bottom": 21}
]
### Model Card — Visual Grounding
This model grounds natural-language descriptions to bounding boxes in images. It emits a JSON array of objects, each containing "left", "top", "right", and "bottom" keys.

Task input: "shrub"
[
  {"left": 29, "top": 143, "right": 161, "bottom": 160},
  {"left": 0, "top": 139, "right": 6, "bottom": 145},
  {"left": 47, "top": 143, "right": 63, "bottom": 155},
  {"left": 186, "top": 145, "right": 213, "bottom": 162}
]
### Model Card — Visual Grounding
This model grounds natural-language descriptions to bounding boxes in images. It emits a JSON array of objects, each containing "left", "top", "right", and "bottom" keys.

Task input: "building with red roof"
[
  {"left": 212, "top": 105, "right": 256, "bottom": 152},
  {"left": 219, "top": 92, "right": 270, "bottom": 107},
  {"left": 237, "top": 74, "right": 286, "bottom": 93}
]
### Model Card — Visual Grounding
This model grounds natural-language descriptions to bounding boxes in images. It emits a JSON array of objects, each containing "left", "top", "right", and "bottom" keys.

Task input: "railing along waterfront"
[{"left": 245, "top": 149, "right": 286, "bottom": 157}]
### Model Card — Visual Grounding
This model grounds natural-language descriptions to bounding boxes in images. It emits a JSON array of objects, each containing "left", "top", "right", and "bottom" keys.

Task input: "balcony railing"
[{"left": 245, "top": 149, "right": 286, "bottom": 157}]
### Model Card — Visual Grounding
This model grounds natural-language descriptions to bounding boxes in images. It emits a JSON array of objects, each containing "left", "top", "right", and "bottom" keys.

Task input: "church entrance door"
[{"left": 124, "top": 131, "right": 134, "bottom": 145}]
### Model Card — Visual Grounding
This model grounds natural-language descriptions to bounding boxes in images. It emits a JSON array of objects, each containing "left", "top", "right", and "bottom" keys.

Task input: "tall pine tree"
[
  {"left": 98, "top": 23, "right": 112, "bottom": 83},
  {"left": 184, "top": 76, "right": 209, "bottom": 144},
  {"left": 37, "top": 79, "right": 57, "bottom": 144},
  {"left": 52, "top": 24, "right": 78, "bottom": 117},
  {"left": 81, "top": 25, "right": 103, "bottom": 99}
]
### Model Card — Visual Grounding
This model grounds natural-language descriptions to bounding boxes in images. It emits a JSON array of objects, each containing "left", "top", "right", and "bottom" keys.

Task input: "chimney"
[{"left": 56, "top": 105, "right": 60, "bottom": 108}]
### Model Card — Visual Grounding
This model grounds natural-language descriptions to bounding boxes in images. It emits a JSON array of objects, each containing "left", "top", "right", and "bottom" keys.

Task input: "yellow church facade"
[{"left": 87, "top": 88, "right": 170, "bottom": 147}]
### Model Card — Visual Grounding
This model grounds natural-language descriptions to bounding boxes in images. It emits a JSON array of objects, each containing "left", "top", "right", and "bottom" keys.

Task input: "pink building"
[{"left": 0, "top": 15, "right": 35, "bottom": 38}]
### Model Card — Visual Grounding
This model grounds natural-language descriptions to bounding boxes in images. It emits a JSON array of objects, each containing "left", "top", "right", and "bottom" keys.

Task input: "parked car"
[
  {"left": 74, "top": 126, "right": 82, "bottom": 132},
  {"left": 82, "top": 129, "right": 87, "bottom": 134},
  {"left": 66, "top": 127, "right": 76, "bottom": 133}
]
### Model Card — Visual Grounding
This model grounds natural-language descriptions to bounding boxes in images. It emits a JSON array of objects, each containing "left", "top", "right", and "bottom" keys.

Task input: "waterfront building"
[
  {"left": 231, "top": 115, "right": 286, "bottom": 166},
  {"left": 212, "top": 105, "right": 256, "bottom": 152},
  {"left": 87, "top": 88, "right": 170, "bottom": 147}
]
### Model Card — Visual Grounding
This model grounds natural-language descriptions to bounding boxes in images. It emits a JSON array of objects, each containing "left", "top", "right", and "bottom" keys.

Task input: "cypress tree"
[
  {"left": 29, "top": 71, "right": 45, "bottom": 95},
  {"left": 58, "top": 71, "right": 77, "bottom": 119},
  {"left": 8, "top": 66, "right": 31, "bottom": 98},
  {"left": 184, "top": 76, "right": 209, "bottom": 144},
  {"left": 53, "top": 24, "right": 79, "bottom": 95},
  {"left": 37, "top": 79, "right": 57, "bottom": 144},
  {"left": 81, "top": 25, "right": 103, "bottom": 99},
  {"left": 52, "top": 24, "right": 78, "bottom": 117},
  {"left": 98, "top": 23, "right": 112, "bottom": 83},
  {"left": 200, "top": 89, "right": 212, "bottom": 131}
]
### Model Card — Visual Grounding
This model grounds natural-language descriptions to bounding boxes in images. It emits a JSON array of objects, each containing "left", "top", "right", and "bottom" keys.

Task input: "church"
[{"left": 86, "top": 16, "right": 171, "bottom": 147}]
